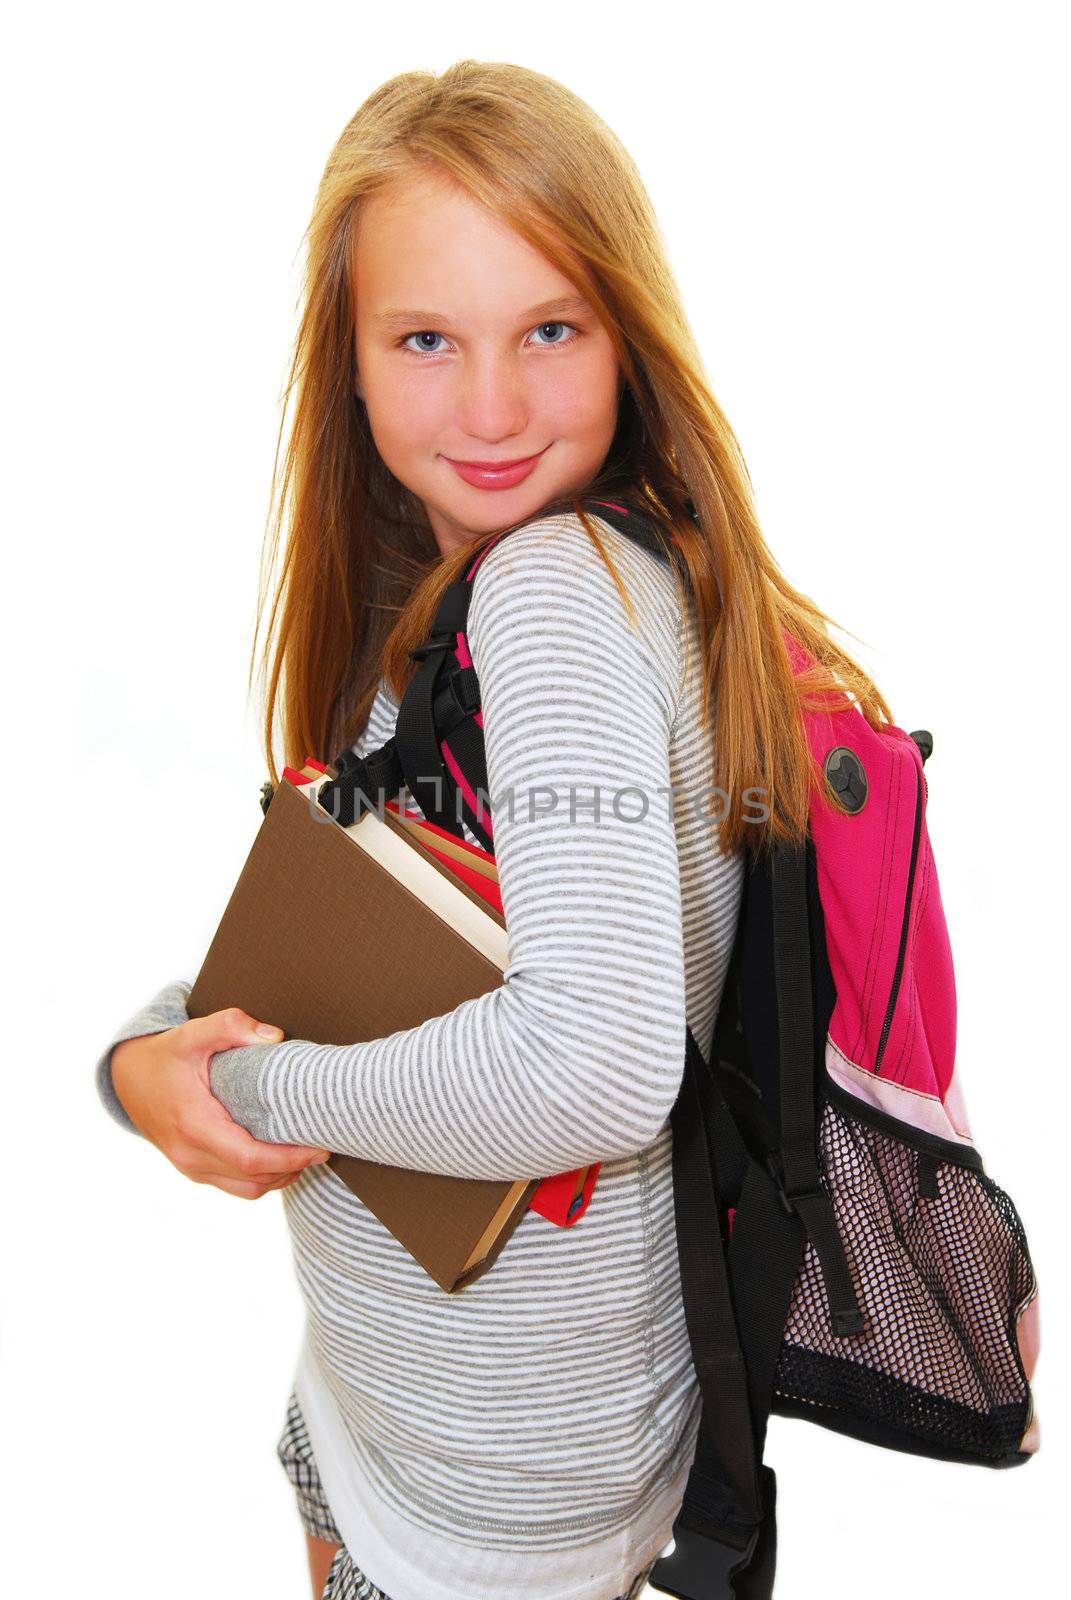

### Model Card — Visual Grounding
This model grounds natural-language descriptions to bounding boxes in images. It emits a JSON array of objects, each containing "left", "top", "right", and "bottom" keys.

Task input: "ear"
[{"left": 354, "top": 366, "right": 365, "bottom": 402}]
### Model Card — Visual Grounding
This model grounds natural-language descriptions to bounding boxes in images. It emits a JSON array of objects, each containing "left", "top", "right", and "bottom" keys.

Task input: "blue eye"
[
  {"left": 399, "top": 322, "right": 580, "bottom": 356},
  {"left": 529, "top": 321, "right": 578, "bottom": 346},
  {"left": 402, "top": 330, "right": 449, "bottom": 354}
]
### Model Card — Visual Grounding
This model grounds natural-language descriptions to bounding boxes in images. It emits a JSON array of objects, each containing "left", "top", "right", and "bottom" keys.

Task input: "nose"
[{"left": 455, "top": 348, "right": 529, "bottom": 446}]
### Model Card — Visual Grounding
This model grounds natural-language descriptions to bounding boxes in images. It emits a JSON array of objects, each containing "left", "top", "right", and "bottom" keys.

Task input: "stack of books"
[{"left": 187, "top": 760, "right": 598, "bottom": 1291}]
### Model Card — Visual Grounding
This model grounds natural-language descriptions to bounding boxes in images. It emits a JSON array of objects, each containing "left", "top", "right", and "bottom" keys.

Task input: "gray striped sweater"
[{"left": 94, "top": 512, "right": 746, "bottom": 1600}]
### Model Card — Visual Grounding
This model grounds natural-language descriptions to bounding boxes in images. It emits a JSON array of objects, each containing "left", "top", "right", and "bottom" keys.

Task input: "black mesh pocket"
[{"left": 770, "top": 1095, "right": 1038, "bottom": 1465}]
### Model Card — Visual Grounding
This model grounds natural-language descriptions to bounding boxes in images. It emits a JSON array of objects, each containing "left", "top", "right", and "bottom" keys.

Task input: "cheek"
[
  {"left": 543, "top": 353, "right": 620, "bottom": 436},
  {"left": 547, "top": 380, "right": 614, "bottom": 444},
  {"left": 364, "top": 362, "right": 443, "bottom": 450}
]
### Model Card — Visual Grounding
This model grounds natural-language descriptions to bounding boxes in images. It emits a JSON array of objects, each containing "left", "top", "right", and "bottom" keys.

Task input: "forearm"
[{"left": 209, "top": 925, "right": 687, "bottom": 1179}]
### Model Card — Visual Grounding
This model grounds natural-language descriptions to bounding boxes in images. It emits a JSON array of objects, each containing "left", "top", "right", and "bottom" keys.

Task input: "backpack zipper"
[{"left": 873, "top": 758, "right": 923, "bottom": 1078}]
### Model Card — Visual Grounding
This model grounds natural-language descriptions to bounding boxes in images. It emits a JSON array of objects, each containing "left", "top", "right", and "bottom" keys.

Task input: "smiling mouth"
[{"left": 444, "top": 447, "right": 548, "bottom": 469}]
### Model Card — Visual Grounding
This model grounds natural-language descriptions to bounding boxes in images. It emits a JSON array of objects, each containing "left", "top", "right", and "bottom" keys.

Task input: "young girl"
[{"left": 94, "top": 60, "right": 891, "bottom": 1600}]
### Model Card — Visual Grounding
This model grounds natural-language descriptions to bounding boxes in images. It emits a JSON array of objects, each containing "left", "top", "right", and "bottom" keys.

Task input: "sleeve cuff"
[
  {"left": 208, "top": 1042, "right": 277, "bottom": 1142},
  {"left": 94, "top": 979, "right": 192, "bottom": 1137}
]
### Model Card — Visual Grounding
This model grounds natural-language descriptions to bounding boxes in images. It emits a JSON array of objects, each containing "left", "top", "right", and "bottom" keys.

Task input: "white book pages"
[{"left": 305, "top": 773, "right": 509, "bottom": 972}]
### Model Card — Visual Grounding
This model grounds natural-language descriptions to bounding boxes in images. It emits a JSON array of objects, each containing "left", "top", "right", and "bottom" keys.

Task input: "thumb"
[{"left": 194, "top": 1006, "right": 286, "bottom": 1049}]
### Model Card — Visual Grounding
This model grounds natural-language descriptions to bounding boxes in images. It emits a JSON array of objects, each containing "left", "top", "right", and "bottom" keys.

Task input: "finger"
[
  {"left": 205, "top": 1176, "right": 278, "bottom": 1201},
  {"left": 196, "top": 1167, "right": 305, "bottom": 1187},
  {"left": 186, "top": 1105, "right": 331, "bottom": 1177},
  {"left": 172, "top": 1135, "right": 328, "bottom": 1187},
  {"left": 180, "top": 1006, "right": 286, "bottom": 1054},
  {"left": 220, "top": 1171, "right": 315, "bottom": 1199},
  {"left": 188, "top": 1171, "right": 280, "bottom": 1196}
]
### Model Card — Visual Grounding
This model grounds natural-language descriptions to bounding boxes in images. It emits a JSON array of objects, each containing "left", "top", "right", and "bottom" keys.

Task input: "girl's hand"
[{"left": 110, "top": 1008, "right": 332, "bottom": 1199}]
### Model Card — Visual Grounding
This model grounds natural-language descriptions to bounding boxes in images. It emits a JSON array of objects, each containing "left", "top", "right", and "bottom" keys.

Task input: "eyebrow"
[{"left": 372, "top": 294, "right": 594, "bottom": 331}]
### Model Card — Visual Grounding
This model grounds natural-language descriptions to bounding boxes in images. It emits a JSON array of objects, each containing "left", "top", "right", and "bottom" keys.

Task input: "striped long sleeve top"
[{"left": 94, "top": 511, "right": 746, "bottom": 1600}]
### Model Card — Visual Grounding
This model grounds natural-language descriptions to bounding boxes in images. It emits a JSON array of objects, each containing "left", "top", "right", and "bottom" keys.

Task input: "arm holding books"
[
  {"left": 209, "top": 517, "right": 690, "bottom": 1182},
  {"left": 94, "top": 979, "right": 332, "bottom": 1198}
]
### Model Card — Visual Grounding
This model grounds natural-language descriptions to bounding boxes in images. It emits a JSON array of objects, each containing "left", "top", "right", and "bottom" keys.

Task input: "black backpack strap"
[
  {"left": 323, "top": 527, "right": 506, "bottom": 846},
  {"left": 392, "top": 577, "right": 476, "bottom": 840},
  {"left": 648, "top": 1017, "right": 804, "bottom": 1599},
  {"left": 388, "top": 497, "right": 681, "bottom": 843},
  {"left": 436, "top": 711, "right": 494, "bottom": 851},
  {"left": 648, "top": 1025, "right": 770, "bottom": 1599},
  {"left": 769, "top": 843, "right": 865, "bottom": 1338},
  {"left": 656, "top": 841, "right": 867, "bottom": 1599},
  {"left": 650, "top": 835, "right": 867, "bottom": 1600}
]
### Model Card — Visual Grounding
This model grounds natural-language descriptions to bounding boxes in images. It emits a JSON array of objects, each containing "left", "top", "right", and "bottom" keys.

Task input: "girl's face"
[{"left": 352, "top": 169, "right": 622, "bottom": 558}]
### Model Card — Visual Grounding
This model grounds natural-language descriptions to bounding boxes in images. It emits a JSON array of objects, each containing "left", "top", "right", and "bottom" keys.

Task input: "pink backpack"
[{"left": 311, "top": 494, "right": 1040, "bottom": 1599}]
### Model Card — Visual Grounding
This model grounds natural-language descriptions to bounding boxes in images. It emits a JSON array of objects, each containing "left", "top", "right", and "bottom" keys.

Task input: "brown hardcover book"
[{"left": 187, "top": 772, "right": 538, "bottom": 1292}]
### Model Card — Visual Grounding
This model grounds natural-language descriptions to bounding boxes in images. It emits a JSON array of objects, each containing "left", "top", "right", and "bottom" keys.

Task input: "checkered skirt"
[{"left": 276, "top": 1388, "right": 657, "bottom": 1600}]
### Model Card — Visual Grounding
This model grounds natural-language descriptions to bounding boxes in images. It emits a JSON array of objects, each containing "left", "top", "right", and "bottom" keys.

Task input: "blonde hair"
[{"left": 250, "top": 59, "right": 893, "bottom": 857}]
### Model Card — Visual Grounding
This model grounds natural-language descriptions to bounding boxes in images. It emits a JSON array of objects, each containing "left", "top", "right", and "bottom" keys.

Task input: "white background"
[{"left": 3, "top": 2, "right": 1065, "bottom": 1595}]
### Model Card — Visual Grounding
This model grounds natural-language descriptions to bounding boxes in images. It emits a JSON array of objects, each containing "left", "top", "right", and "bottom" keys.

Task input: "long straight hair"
[{"left": 249, "top": 60, "right": 894, "bottom": 858}]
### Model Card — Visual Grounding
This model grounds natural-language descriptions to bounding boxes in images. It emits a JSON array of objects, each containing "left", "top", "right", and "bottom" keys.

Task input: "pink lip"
[{"left": 443, "top": 445, "right": 549, "bottom": 490}]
